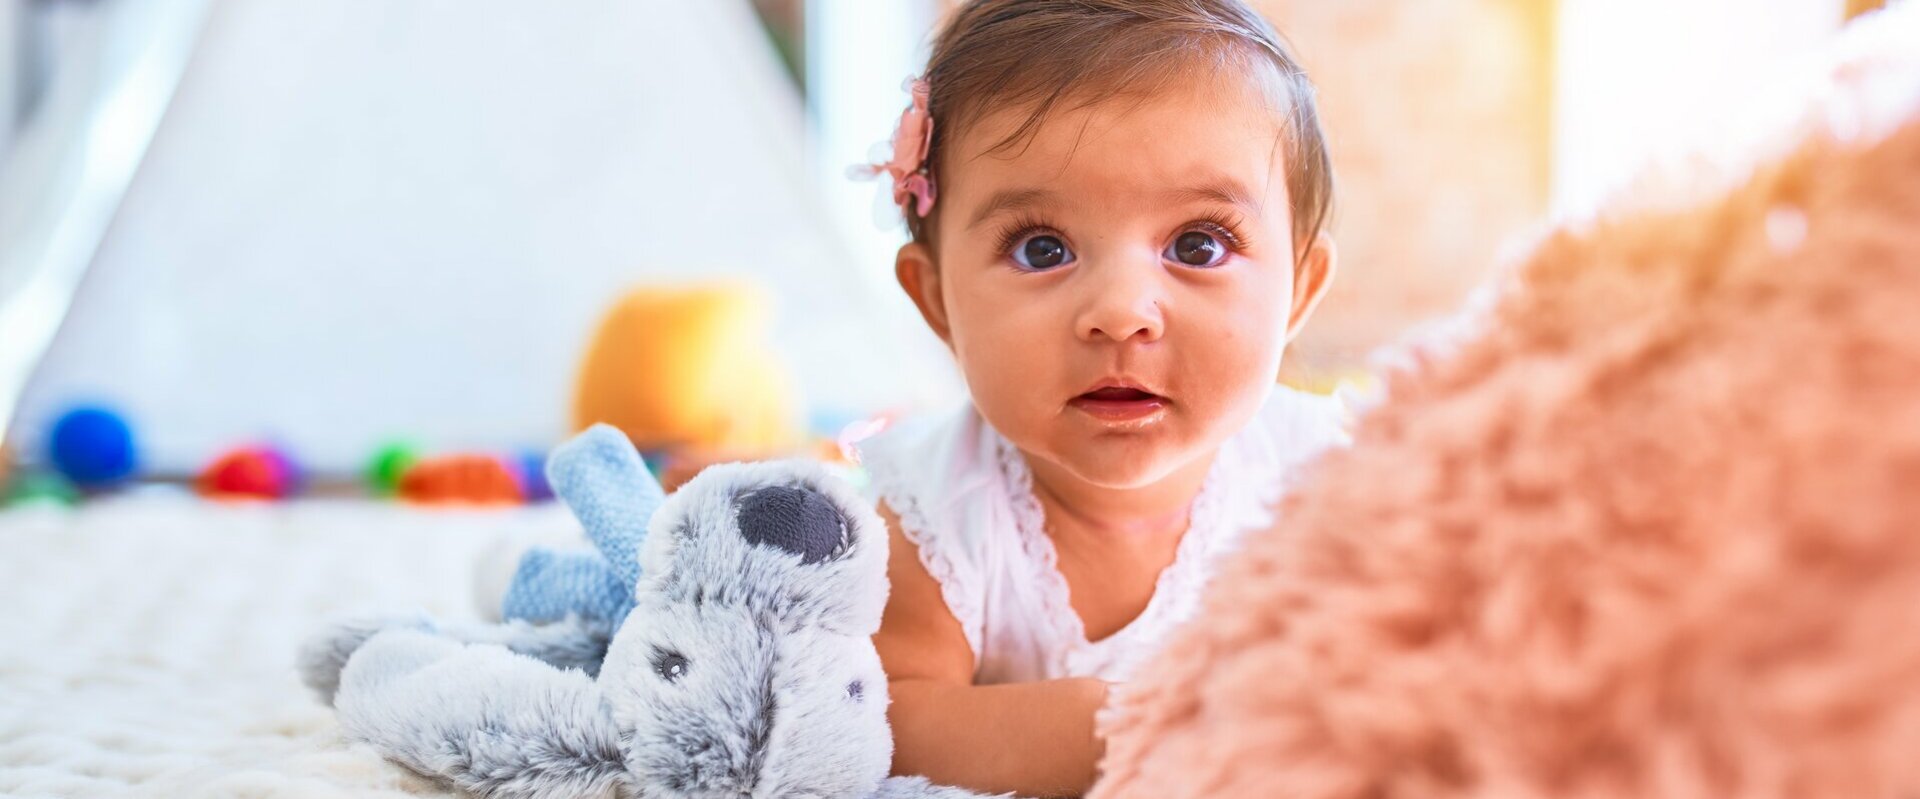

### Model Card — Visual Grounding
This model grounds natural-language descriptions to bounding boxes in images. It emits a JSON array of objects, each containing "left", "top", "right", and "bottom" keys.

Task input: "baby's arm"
[{"left": 876, "top": 505, "right": 1109, "bottom": 799}]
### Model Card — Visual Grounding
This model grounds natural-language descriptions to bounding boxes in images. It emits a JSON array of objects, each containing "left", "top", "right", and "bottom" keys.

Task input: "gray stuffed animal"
[{"left": 299, "top": 430, "right": 1007, "bottom": 799}]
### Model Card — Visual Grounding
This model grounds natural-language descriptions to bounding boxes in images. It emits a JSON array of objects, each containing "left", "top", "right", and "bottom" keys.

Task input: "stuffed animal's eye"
[
  {"left": 847, "top": 679, "right": 864, "bottom": 701},
  {"left": 653, "top": 651, "right": 689, "bottom": 683}
]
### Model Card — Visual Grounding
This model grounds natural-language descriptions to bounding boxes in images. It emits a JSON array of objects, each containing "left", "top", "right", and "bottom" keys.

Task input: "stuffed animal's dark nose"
[{"left": 733, "top": 485, "right": 846, "bottom": 564}]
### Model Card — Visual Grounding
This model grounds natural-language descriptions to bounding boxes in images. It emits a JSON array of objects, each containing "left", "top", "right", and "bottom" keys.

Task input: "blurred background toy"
[
  {"left": 45, "top": 405, "right": 138, "bottom": 490},
  {"left": 509, "top": 449, "right": 553, "bottom": 502},
  {"left": 196, "top": 443, "right": 301, "bottom": 501},
  {"left": 363, "top": 441, "right": 420, "bottom": 498},
  {"left": 397, "top": 453, "right": 525, "bottom": 506},
  {"left": 573, "top": 283, "right": 800, "bottom": 457},
  {"left": 2, "top": 470, "right": 79, "bottom": 508}
]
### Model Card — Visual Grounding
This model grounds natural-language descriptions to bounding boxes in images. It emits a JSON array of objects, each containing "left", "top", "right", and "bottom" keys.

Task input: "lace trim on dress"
[
  {"left": 869, "top": 459, "right": 986, "bottom": 659},
  {"left": 988, "top": 428, "right": 1284, "bottom": 676}
]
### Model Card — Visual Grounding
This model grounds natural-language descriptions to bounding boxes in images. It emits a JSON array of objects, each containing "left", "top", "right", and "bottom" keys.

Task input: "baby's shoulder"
[
  {"left": 856, "top": 405, "right": 1003, "bottom": 656},
  {"left": 855, "top": 403, "right": 1005, "bottom": 544}
]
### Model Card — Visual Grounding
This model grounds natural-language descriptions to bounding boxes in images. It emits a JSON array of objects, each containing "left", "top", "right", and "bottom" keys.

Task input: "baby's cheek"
[
  {"left": 1187, "top": 336, "right": 1276, "bottom": 416},
  {"left": 954, "top": 338, "right": 1051, "bottom": 443},
  {"left": 950, "top": 300, "right": 1057, "bottom": 390},
  {"left": 1176, "top": 283, "right": 1291, "bottom": 411},
  {"left": 1219, "top": 310, "right": 1289, "bottom": 379}
]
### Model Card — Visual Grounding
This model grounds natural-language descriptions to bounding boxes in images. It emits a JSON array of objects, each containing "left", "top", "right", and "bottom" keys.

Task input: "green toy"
[
  {"left": 3, "top": 471, "right": 81, "bottom": 507},
  {"left": 365, "top": 441, "right": 420, "bottom": 497}
]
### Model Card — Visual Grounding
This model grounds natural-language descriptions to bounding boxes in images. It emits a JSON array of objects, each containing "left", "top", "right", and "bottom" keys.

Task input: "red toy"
[{"left": 197, "top": 445, "right": 300, "bottom": 500}]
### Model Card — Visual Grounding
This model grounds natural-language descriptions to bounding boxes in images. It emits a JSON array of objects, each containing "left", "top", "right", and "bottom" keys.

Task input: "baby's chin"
[{"left": 1031, "top": 427, "right": 1213, "bottom": 491}]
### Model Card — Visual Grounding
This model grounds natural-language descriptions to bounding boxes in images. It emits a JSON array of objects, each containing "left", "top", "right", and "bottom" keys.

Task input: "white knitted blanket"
[{"left": 0, "top": 496, "right": 575, "bottom": 798}]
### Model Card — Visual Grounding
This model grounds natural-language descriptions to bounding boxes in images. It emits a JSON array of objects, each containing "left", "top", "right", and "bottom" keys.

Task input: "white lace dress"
[{"left": 857, "top": 387, "right": 1350, "bottom": 684}]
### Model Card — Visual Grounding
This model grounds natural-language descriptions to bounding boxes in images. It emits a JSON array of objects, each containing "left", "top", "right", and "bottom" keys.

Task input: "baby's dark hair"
[{"left": 907, "top": 0, "right": 1333, "bottom": 260}]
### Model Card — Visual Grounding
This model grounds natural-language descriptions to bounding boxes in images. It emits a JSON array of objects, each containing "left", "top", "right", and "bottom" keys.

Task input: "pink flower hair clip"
[{"left": 851, "top": 77, "right": 937, "bottom": 219}]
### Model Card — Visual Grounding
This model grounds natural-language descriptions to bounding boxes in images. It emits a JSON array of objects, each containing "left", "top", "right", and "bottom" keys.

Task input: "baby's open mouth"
[
  {"left": 1069, "top": 384, "right": 1169, "bottom": 422},
  {"left": 1077, "top": 386, "right": 1161, "bottom": 403}
]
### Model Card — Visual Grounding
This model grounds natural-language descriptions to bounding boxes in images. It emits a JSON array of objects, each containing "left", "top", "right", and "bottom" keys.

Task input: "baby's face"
[{"left": 903, "top": 72, "right": 1331, "bottom": 489}]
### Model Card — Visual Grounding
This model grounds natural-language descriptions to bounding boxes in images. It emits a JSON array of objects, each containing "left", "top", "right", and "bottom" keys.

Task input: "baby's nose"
[
  {"left": 1075, "top": 264, "right": 1166, "bottom": 343},
  {"left": 732, "top": 484, "right": 847, "bottom": 564}
]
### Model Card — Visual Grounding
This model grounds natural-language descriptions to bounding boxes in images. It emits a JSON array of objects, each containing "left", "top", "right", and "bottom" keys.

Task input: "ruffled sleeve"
[{"left": 856, "top": 405, "right": 997, "bottom": 659}]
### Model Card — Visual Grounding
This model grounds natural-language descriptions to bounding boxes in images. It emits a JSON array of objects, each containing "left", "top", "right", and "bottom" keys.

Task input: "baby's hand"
[{"left": 296, "top": 612, "right": 436, "bottom": 705}]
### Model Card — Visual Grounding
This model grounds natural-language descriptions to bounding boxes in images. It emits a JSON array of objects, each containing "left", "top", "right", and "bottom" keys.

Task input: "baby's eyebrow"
[
  {"left": 1165, "top": 180, "right": 1261, "bottom": 212},
  {"left": 966, "top": 179, "right": 1260, "bottom": 230},
  {"left": 967, "top": 187, "right": 1054, "bottom": 230}
]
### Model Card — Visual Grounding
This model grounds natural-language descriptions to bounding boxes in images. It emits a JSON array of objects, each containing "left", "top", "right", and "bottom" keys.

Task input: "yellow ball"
[{"left": 572, "top": 283, "right": 799, "bottom": 453}]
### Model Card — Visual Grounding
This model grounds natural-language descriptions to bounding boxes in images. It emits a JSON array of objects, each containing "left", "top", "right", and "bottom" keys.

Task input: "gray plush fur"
[{"left": 301, "top": 459, "right": 1012, "bottom": 799}]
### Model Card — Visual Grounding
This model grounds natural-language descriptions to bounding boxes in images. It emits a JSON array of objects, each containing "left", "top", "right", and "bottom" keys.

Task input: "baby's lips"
[
  {"left": 1076, "top": 386, "right": 1162, "bottom": 402},
  {"left": 1072, "top": 375, "right": 1170, "bottom": 402}
]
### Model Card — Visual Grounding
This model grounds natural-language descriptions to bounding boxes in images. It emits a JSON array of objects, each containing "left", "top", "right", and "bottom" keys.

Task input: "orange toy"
[
  {"left": 572, "top": 282, "right": 799, "bottom": 455},
  {"left": 396, "top": 454, "right": 524, "bottom": 506}
]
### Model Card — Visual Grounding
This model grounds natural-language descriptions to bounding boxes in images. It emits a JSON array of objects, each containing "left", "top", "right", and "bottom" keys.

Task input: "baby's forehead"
[
  {"left": 943, "top": 79, "right": 1294, "bottom": 213},
  {"left": 957, "top": 71, "right": 1287, "bottom": 157}
]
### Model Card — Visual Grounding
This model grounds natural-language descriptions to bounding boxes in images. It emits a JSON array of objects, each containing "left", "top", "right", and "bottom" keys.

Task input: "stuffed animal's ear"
[
  {"left": 638, "top": 461, "right": 889, "bottom": 635},
  {"left": 546, "top": 424, "right": 664, "bottom": 588}
]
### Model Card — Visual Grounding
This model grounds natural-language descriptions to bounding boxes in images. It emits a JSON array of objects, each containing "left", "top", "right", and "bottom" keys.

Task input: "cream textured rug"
[{"left": 0, "top": 496, "right": 576, "bottom": 798}]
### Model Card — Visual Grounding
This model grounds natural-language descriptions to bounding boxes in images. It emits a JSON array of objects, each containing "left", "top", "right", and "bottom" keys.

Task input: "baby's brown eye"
[
  {"left": 1167, "top": 231, "right": 1227, "bottom": 267},
  {"left": 1013, "top": 234, "right": 1073, "bottom": 270}
]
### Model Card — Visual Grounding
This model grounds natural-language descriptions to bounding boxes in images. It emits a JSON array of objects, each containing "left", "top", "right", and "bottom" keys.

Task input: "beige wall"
[{"left": 1259, "top": 0, "right": 1554, "bottom": 377}]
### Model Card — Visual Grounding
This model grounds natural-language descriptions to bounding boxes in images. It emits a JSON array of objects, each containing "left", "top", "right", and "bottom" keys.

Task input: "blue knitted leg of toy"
[
  {"left": 545, "top": 424, "right": 663, "bottom": 588},
  {"left": 501, "top": 547, "right": 634, "bottom": 625}
]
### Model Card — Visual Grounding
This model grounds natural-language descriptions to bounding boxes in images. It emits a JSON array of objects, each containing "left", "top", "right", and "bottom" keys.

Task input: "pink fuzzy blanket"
[{"left": 1094, "top": 8, "right": 1920, "bottom": 799}]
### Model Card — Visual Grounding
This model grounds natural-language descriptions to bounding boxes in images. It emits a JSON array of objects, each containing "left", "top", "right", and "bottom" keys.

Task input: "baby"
[{"left": 852, "top": 1, "right": 1346, "bottom": 796}]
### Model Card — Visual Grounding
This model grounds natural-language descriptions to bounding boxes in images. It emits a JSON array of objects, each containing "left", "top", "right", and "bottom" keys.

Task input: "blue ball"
[
  {"left": 47, "top": 406, "right": 138, "bottom": 488},
  {"left": 515, "top": 449, "right": 554, "bottom": 502}
]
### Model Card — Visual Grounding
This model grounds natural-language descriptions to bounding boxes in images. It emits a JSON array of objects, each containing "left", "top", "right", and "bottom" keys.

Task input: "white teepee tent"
[{"left": 11, "top": 0, "right": 950, "bottom": 473}]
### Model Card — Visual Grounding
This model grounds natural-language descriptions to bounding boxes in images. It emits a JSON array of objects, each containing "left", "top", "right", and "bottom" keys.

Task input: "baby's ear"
[
  {"left": 638, "top": 461, "right": 888, "bottom": 635},
  {"left": 1286, "top": 232, "right": 1338, "bottom": 344}
]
